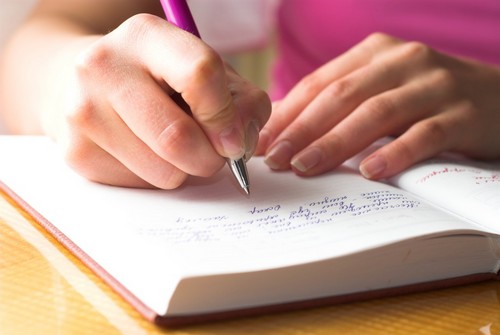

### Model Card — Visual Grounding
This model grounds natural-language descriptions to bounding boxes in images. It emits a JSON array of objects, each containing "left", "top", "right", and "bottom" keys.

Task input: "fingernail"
[
  {"left": 360, "top": 155, "right": 386, "bottom": 179},
  {"left": 244, "top": 120, "right": 260, "bottom": 160},
  {"left": 291, "top": 147, "right": 323, "bottom": 173},
  {"left": 264, "top": 140, "right": 294, "bottom": 170},
  {"left": 220, "top": 126, "right": 245, "bottom": 159}
]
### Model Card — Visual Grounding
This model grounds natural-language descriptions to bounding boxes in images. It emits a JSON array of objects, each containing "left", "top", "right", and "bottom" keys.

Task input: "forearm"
[
  {"left": 0, "top": 0, "right": 162, "bottom": 135},
  {"left": 1, "top": 16, "right": 98, "bottom": 134}
]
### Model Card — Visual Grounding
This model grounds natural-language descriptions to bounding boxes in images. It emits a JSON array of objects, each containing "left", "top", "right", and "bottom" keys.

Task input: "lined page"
[
  {"left": 0, "top": 136, "right": 480, "bottom": 315},
  {"left": 390, "top": 156, "right": 500, "bottom": 232}
]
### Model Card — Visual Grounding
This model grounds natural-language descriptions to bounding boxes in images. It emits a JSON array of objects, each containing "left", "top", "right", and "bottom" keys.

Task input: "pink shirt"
[{"left": 270, "top": 0, "right": 500, "bottom": 99}]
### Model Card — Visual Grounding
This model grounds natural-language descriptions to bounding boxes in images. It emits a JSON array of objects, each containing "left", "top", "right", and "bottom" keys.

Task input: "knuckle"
[
  {"left": 252, "top": 87, "right": 272, "bottom": 109},
  {"left": 431, "top": 68, "right": 454, "bottom": 85},
  {"left": 75, "top": 41, "right": 113, "bottom": 79},
  {"left": 153, "top": 169, "right": 188, "bottom": 190},
  {"left": 65, "top": 98, "right": 97, "bottom": 131},
  {"left": 321, "top": 132, "right": 347, "bottom": 158},
  {"left": 365, "top": 32, "right": 388, "bottom": 43},
  {"left": 430, "top": 68, "right": 457, "bottom": 92},
  {"left": 121, "top": 13, "right": 161, "bottom": 38},
  {"left": 359, "top": 96, "right": 395, "bottom": 122},
  {"left": 390, "top": 139, "right": 417, "bottom": 164},
  {"left": 63, "top": 138, "right": 96, "bottom": 178},
  {"left": 297, "top": 72, "right": 324, "bottom": 98},
  {"left": 188, "top": 48, "right": 224, "bottom": 86},
  {"left": 76, "top": 13, "right": 161, "bottom": 78},
  {"left": 249, "top": 88, "right": 272, "bottom": 126},
  {"left": 198, "top": 94, "right": 233, "bottom": 125},
  {"left": 325, "top": 77, "right": 355, "bottom": 101},
  {"left": 399, "top": 41, "right": 434, "bottom": 61},
  {"left": 364, "top": 32, "right": 397, "bottom": 48},
  {"left": 356, "top": 33, "right": 400, "bottom": 60},
  {"left": 289, "top": 120, "right": 314, "bottom": 142},
  {"left": 156, "top": 119, "right": 193, "bottom": 157},
  {"left": 415, "top": 119, "right": 448, "bottom": 142},
  {"left": 183, "top": 51, "right": 233, "bottom": 125}
]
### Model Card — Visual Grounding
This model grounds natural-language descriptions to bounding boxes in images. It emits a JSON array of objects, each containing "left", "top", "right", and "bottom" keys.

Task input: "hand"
[
  {"left": 50, "top": 14, "right": 270, "bottom": 189},
  {"left": 256, "top": 33, "right": 500, "bottom": 179}
]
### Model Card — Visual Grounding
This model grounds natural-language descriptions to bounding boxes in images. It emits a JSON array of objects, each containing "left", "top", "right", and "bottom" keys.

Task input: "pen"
[{"left": 159, "top": 0, "right": 250, "bottom": 195}]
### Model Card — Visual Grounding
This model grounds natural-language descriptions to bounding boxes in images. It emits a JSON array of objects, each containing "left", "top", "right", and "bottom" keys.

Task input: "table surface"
[{"left": 1, "top": 191, "right": 500, "bottom": 335}]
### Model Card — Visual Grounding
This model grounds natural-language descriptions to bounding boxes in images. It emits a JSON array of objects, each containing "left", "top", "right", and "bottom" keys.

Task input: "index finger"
[
  {"left": 260, "top": 33, "right": 401, "bottom": 151},
  {"left": 132, "top": 15, "right": 246, "bottom": 159}
]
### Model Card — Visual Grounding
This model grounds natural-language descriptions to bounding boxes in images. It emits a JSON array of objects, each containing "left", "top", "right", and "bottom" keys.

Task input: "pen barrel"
[{"left": 160, "top": 0, "right": 201, "bottom": 38}]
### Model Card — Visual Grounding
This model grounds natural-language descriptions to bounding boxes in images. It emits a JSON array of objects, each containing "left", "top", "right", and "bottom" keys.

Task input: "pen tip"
[
  {"left": 227, "top": 158, "right": 251, "bottom": 196},
  {"left": 243, "top": 185, "right": 250, "bottom": 196}
]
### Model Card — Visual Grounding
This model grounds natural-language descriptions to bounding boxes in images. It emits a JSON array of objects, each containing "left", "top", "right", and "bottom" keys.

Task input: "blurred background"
[
  {"left": 0, "top": 0, "right": 275, "bottom": 90},
  {"left": 0, "top": 0, "right": 276, "bottom": 134}
]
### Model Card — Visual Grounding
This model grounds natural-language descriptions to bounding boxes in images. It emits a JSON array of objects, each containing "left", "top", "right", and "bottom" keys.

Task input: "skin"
[
  {"left": 2, "top": 2, "right": 499, "bottom": 188},
  {"left": 256, "top": 33, "right": 500, "bottom": 179},
  {"left": 0, "top": 0, "right": 271, "bottom": 189}
]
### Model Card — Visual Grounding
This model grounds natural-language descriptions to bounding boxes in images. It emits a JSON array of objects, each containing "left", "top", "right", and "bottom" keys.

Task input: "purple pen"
[
  {"left": 159, "top": 0, "right": 200, "bottom": 37},
  {"left": 158, "top": 0, "right": 250, "bottom": 195}
]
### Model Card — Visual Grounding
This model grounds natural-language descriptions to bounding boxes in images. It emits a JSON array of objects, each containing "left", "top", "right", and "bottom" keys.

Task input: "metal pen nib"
[{"left": 227, "top": 158, "right": 250, "bottom": 195}]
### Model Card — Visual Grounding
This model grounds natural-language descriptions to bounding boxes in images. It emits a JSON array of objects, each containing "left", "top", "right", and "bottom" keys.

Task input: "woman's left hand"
[{"left": 256, "top": 33, "right": 500, "bottom": 179}]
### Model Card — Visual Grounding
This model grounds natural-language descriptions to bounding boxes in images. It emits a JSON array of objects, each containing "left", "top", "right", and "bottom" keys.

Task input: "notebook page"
[
  {"left": 0, "top": 136, "right": 480, "bottom": 315},
  {"left": 390, "top": 156, "right": 500, "bottom": 233}
]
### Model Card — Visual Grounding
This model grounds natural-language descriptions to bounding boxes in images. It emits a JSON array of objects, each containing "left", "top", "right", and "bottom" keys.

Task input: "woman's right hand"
[{"left": 50, "top": 14, "right": 271, "bottom": 189}]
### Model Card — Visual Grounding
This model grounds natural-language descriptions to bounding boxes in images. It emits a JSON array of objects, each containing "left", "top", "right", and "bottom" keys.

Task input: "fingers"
[
  {"left": 258, "top": 31, "right": 495, "bottom": 180},
  {"left": 64, "top": 90, "right": 191, "bottom": 189},
  {"left": 62, "top": 137, "right": 158, "bottom": 189},
  {"left": 106, "top": 70, "right": 225, "bottom": 177},
  {"left": 263, "top": 41, "right": 438, "bottom": 171},
  {"left": 277, "top": 67, "right": 455, "bottom": 177},
  {"left": 255, "top": 100, "right": 281, "bottom": 155},
  {"left": 224, "top": 67, "right": 271, "bottom": 159},
  {"left": 66, "top": 13, "right": 271, "bottom": 189},
  {"left": 258, "top": 33, "right": 401, "bottom": 151},
  {"left": 75, "top": 26, "right": 224, "bottom": 186},
  {"left": 360, "top": 110, "right": 461, "bottom": 179},
  {"left": 115, "top": 14, "right": 246, "bottom": 159},
  {"left": 263, "top": 64, "right": 399, "bottom": 170}
]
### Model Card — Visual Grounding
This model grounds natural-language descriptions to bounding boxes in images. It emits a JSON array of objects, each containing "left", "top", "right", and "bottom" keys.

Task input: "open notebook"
[{"left": 0, "top": 135, "right": 499, "bottom": 326}]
